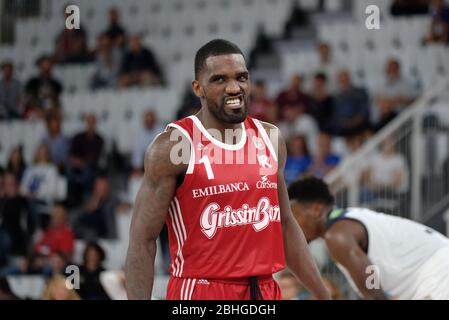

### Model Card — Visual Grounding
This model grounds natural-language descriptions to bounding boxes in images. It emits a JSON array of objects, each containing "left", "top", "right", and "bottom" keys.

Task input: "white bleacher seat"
[
  {"left": 56, "top": 175, "right": 68, "bottom": 201},
  {"left": 62, "top": 119, "right": 83, "bottom": 138},
  {"left": 0, "top": 123, "right": 12, "bottom": 166},
  {"left": 7, "top": 275, "right": 47, "bottom": 300},
  {"left": 8, "top": 121, "right": 26, "bottom": 150},
  {"left": 152, "top": 275, "right": 170, "bottom": 300},
  {"left": 112, "top": 93, "right": 140, "bottom": 155},
  {"left": 22, "top": 120, "right": 46, "bottom": 163},
  {"left": 332, "top": 137, "right": 350, "bottom": 158},
  {"left": 325, "top": 0, "right": 344, "bottom": 12},
  {"left": 117, "top": 209, "right": 132, "bottom": 244},
  {"left": 72, "top": 240, "right": 86, "bottom": 265},
  {"left": 297, "top": 0, "right": 318, "bottom": 11},
  {"left": 98, "top": 240, "right": 127, "bottom": 270},
  {"left": 73, "top": 239, "right": 127, "bottom": 271}
]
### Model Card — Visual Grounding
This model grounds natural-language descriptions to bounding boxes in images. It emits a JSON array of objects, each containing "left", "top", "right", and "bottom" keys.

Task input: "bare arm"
[
  {"left": 325, "top": 221, "right": 388, "bottom": 300},
  {"left": 263, "top": 122, "right": 330, "bottom": 300},
  {"left": 125, "top": 129, "right": 188, "bottom": 299}
]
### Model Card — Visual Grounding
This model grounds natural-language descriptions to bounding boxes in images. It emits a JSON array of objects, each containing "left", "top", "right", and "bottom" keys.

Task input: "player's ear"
[
  {"left": 312, "top": 203, "right": 323, "bottom": 218},
  {"left": 192, "top": 80, "right": 204, "bottom": 98},
  {"left": 290, "top": 200, "right": 300, "bottom": 219}
]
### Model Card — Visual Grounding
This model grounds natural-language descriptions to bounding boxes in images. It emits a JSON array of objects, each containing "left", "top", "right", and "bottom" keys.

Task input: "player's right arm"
[
  {"left": 325, "top": 221, "right": 388, "bottom": 300},
  {"left": 125, "top": 129, "right": 188, "bottom": 300}
]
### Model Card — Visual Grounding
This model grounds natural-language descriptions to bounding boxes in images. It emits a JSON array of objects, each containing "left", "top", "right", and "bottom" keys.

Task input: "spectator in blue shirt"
[
  {"left": 118, "top": 34, "right": 163, "bottom": 88},
  {"left": 42, "top": 114, "right": 70, "bottom": 169},
  {"left": 307, "top": 132, "right": 340, "bottom": 178},
  {"left": 284, "top": 135, "right": 311, "bottom": 186},
  {"left": 331, "top": 70, "right": 370, "bottom": 137}
]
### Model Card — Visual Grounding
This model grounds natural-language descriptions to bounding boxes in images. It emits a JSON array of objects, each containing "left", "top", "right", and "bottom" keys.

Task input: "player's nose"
[{"left": 225, "top": 79, "right": 241, "bottom": 95}]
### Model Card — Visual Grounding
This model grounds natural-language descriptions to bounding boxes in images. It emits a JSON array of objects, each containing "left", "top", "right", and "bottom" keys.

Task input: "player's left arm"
[{"left": 262, "top": 122, "right": 331, "bottom": 300}]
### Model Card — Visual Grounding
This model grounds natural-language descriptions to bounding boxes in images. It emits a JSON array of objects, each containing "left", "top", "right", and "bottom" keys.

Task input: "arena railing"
[
  {"left": 326, "top": 77, "right": 449, "bottom": 223},
  {"left": 317, "top": 77, "right": 449, "bottom": 299}
]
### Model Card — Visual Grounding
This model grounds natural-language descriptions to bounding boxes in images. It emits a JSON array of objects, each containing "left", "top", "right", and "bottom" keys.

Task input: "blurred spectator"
[
  {"left": 7, "top": 251, "right": 72, "bottom": 279},
  {"left": 67, "top": 113, "right": 105, "bottom": 206},
  {"left": 24, "top": 55, "right": 63, "bottom": 118},
  {"left": 331, "top": 69, "right": 370, "bottom": 137},
  {"left": 176, "top": 86, "right": 201, "bottom": 120},
  {"left": 34, "top": 205, "right": 74, "bottom": 257},
  {"left": 74, "top": 176, "right": 118, "bottom": 240},
  {"left": 391, "top": 0, "right": 430, "bottom": 16},
  {"left": 69, "top": 114, "right": 104, "bottom": 167},
  {"left": 20, "top": 144, "right": 61, "bottom": 229},
  {"left": 345, "top": 133, "right": 366, "bottom": 156},
  {"left": 371, "top": 96, "right": 399, "bottom": 133},
  {"left": 375, "top": 59, "right": 417, "bottom": 112},
  {"left": 362, "top": 137, "right": 408, "bottom": 194},
  {"left": 284, "top": 135, "right": 312, "bottom": 186},
  {"left": 119, "top": 34, "right": 163, "bottom": 88},
  {"left": 42, "top": 275, "right": 81, "bottom": 300},
  {"left": 275, "top": 74, "right": 312, "bottom": 117},
  {"left": 425, "top": 0, "right": 449, "bottom": 44},
  {"left": 42, "top": 114, "right": 70, "bottom": 169},
  {"left": 0, "top": 277, "right": 20, "bottom": 300},
  {"left": 54, "top": 9, "right": 91, "bottom": 64},
  {"left": 0, "top": 172, "right": 33, "bottom": 265},
  {"left": 248, "top": 80, "right": 277, "bottom": 123},
  {"left": 104, "top": 7, "right": 127, "bottom": 49},
  {"left": 76, "top": 242, "right": 110, "bottom": 300},
  {"left": 307, "top": 132, "right": 340, "bottom": 178},
  {"left": 91, "top": 33, "right": 123, "bottom": 90},
  {"left": 1, "top": 253, "right": 50, "bottom": 277},
  {"left": 314, "top": 43, "right": 339, "bottom": 93},
  {"left": 430, "top": 0, "right": 449, "bottom": 22},
  {"left": 278, "top": 271, "right": 306, "bottom": 300},
  {"left": 6, "top": 146, "right": 26, "bottom": 182},
  {"left": 278, "top": 104, "right": 319, "bottom": 154},
  {"left": 425, "top": 18, "right": 449, "bottom": 43},
  {"left": 132, "top": 110, "right": 164, "bottom": 174},
  {"left": 309, "top": 73, "right": 334, "bottom": 133},
  {"left": 0, "top": 61, "right": 22, "bottom": 120},
  {"left": 42, "top": 251, "right": 70, "bottom": 278},
  {"left": 100, "top": 270, "right": 126, "bottom": 300}
]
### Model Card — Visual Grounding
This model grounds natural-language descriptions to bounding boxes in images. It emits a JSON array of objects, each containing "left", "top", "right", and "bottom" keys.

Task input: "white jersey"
[{"left": 331, "top": 207, "right": 449, "bottom": 299}]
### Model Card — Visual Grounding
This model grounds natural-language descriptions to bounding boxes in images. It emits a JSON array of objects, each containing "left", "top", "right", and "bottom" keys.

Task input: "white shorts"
[{"left": 413, "top": 246, "right": 449, "bottom": 300}]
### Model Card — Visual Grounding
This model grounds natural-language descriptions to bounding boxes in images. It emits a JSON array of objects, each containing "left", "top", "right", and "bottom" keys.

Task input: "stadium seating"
[{"left": 2, "top": 0, "right": 449, "bottom": 301}]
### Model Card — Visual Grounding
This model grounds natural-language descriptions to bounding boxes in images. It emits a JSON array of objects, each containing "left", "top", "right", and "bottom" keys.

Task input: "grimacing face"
[{"left": 194, "top": 54, "right": 250, "bottom": 124}]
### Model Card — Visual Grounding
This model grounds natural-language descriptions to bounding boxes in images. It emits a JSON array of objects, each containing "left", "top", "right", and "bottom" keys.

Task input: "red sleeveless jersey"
[{"left": 165, "top": 115, "right": 285, "bottom": 279}]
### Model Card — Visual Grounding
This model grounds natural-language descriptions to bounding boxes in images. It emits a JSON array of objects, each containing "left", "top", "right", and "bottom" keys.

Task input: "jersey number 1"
[{"left": 199, "top": 155, "right": 215, "bottom": 180}]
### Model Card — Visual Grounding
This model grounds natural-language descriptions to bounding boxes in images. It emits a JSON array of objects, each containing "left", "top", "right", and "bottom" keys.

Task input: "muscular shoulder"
[
  {"left": 258, "top": 120, "right": 279, "bottom": 133},
  {"left": 144, "top": 127, "right": 190, "bottom": 179},
  {"left": 324, "top": 220, "right": 367, "bottom": 256}
]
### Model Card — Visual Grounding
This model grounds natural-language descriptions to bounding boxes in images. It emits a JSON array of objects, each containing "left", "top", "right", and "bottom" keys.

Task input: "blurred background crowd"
[{"left": 1, "top": 0, "right": 449, "bottom": 300}]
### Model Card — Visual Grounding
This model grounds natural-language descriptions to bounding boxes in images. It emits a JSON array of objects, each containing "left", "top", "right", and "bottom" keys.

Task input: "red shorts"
[{"left": 166, "top": 275, "right": 282, "bottom": 300}]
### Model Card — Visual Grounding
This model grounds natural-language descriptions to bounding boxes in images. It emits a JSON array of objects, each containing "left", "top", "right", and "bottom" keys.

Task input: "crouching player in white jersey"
[{"left": 288, "top": 176, "right": 449, "bottom": 300}]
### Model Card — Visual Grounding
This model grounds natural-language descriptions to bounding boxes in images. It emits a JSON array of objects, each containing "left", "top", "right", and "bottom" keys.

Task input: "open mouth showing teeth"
[{"left": 225, "top": 97, "right": 243, "bottom": 108}]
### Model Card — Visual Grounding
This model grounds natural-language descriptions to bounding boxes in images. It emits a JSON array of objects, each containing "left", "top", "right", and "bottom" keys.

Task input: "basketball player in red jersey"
[{"left": 125, "top": 39, "right": 330, "bottom": 300}]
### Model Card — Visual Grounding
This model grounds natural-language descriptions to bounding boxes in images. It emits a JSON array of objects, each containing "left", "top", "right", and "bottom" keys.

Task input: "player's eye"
[
  {"left": 237, "top": 75, "right": 248, "bottom": 82},
  {"left": 212, "top": 76, "right": 225, "bottom": 83}
]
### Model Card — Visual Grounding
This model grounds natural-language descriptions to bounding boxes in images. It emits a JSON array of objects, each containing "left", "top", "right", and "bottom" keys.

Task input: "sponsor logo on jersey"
[
  {"left": 200, "top": 197, "right": 280, "bottom": 239},
  {"left": 257, "top": 154, "right": 272, "bottom": 168},
  {"left": 256, "top": 175, "right": 277, "bottom": 189},
  {"left": 192, "top": 182, "right": 250, "bottom": 198},
  {"left": 252, "top": 136, "right": 265, "bottom": 151}
]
